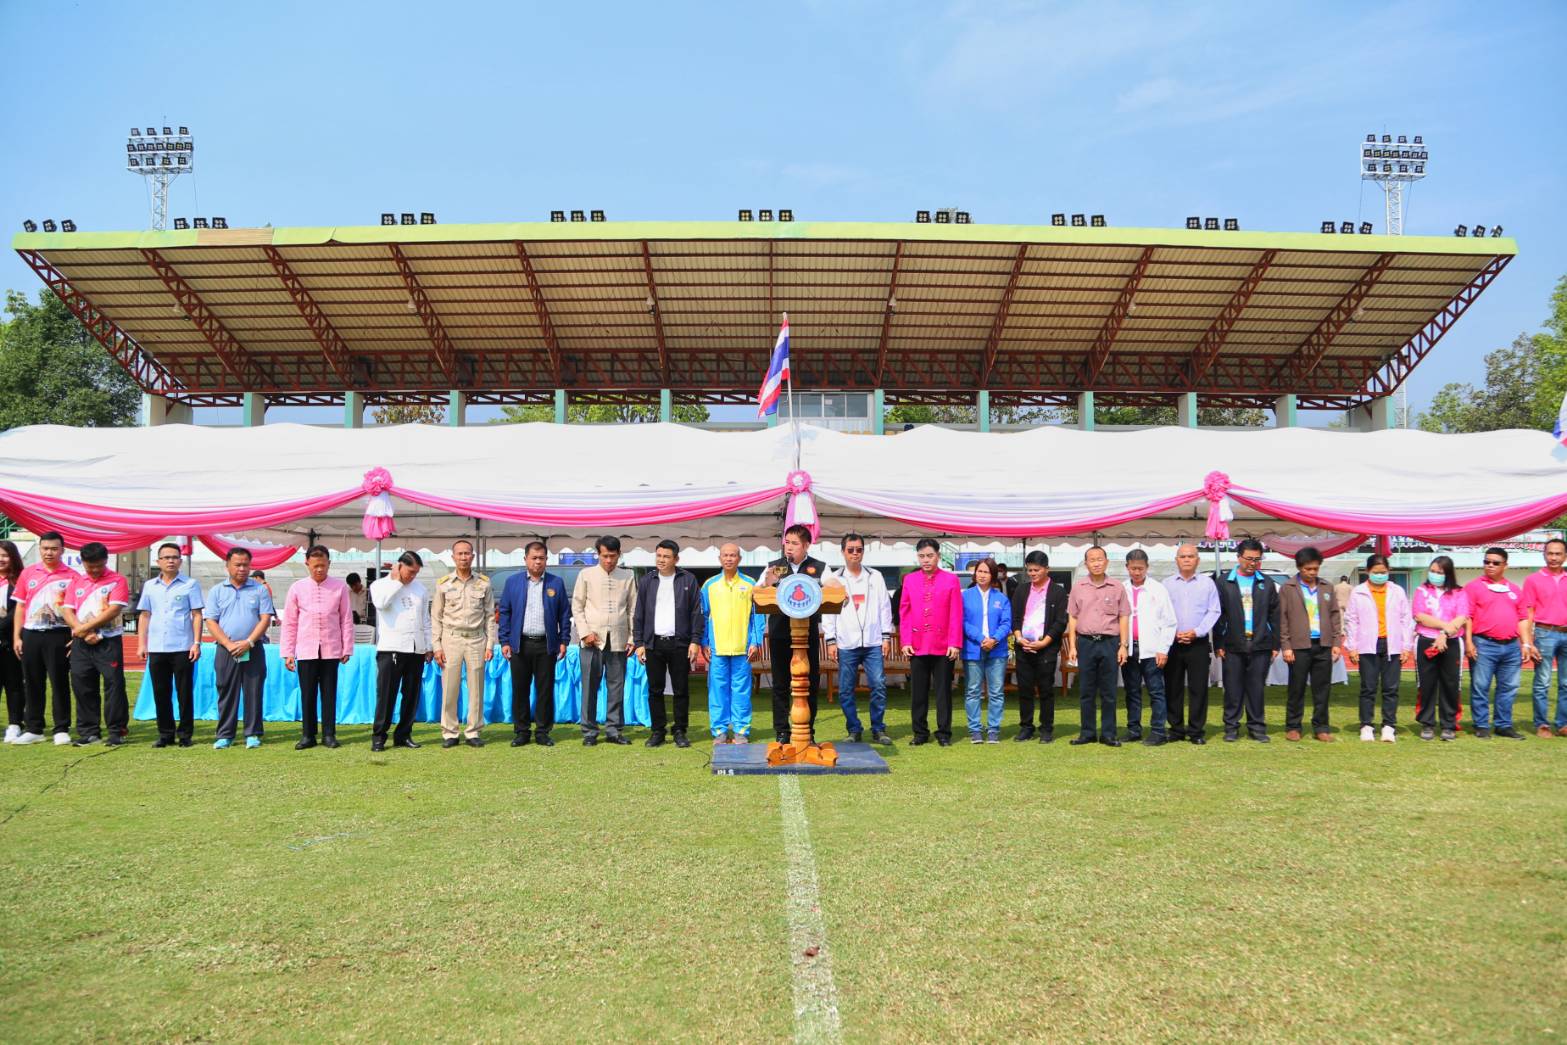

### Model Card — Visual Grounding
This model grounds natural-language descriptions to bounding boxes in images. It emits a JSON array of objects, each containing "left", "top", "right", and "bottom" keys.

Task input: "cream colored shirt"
[{"left": 571, "top": 565, "right": 637, "bottom": 651}]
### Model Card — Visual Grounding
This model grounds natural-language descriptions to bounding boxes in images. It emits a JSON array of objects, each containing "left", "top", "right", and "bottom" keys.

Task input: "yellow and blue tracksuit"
[{"left": 701, "top": 571, "right": 766, "bottom": 736}]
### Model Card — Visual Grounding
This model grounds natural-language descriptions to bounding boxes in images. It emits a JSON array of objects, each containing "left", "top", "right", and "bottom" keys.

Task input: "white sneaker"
[
  {"left": 3, "top": 724, "right": 18, "bottom": 743},
  {"left": 13, "top": 732, "right": 44, "bottom": 745},
  {"left": 53, "top": 732, "right": 71, "bottom": 746},
  {"left": 1360, "top": 725, "right": 1375, "bottom": 742},
  {"left": 1381, "top": 725, "right": 1396, "bottom": 743}
]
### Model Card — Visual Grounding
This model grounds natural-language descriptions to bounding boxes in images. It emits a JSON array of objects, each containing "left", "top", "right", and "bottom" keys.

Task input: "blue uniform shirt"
[
  {"left": 206, "top": 578, "right": 275, "bottom": 643},
  {"left": 136, "top": 574, "right": 205, "bottom": 653}
]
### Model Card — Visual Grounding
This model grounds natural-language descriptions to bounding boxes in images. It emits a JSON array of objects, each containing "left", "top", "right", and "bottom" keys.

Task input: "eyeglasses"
[
  {"left": 157, "top": 554, "right": 181, "bottom": 560},
  {"left": 1483, "top": 559, "right": 1505, "bottom": 566},
  {"left": 1239, "top": 555, "right": 1263, "bottom": 564}
]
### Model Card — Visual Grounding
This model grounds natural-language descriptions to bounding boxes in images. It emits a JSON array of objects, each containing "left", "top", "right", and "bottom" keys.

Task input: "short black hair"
[
  {"left": 1546, "top": 538, "right": 1566, "bottom": 554},
  {"left": 37, "top": 531, "right": 63, "bottom": 546},
  {"left": 915, "top": 537, "right": 939, "bottom": 553},
  {"left": 841, "top": 533, "right": 865, "bottom": 550},
  {"left": 345, "top": 572, "right": 362, "bottom": 585},
  {"left": 305, "top": 544, "right": 330, "bottom": 561},
  {"left": 397, "top": 550, "right": 423, "bottom": 568},
  {"left": 225, "top": 547, "right": 253, "bottom": 563},
  {"left": 1484, "top": 546, "right": 1508, "bottom": 563},
  {"left": 1024, "top": 550, "right": 1050, "bottom": 568},
  {"left": 1125, "top": 549, "right": 1148, "bottom": 564},
  {"left": 1236, "top": 538, "right": 1264, "bottom": 556},
  {"left": 80, "top": 542, "right": 108, "bottom": 564},
  {"left": 1364, "top": 554, "right": 1390, "bottom": 572},
  {"left": 1294, "top": 546, "right": 1324, "bottom": 568},
  {"left": 784, "top": 524, "right": 812, "bottom": 545},
  {"left": 157, "top": 542, "right": 182, "bottom": 557},
  {"left": 656, "top": 539, "right": 680, "bottom": 556},
  {"left": 1084, "top": 544, "right": 1107, "bottom": 559},
  {"left": 523, "top": 540, "right": 546, "bottom": 556},
  {"left": 452, "top": 538, "right": 474, "bottom": 553},
  {"left": 595, "top": 535, "right": 621, "bottom": 554}
]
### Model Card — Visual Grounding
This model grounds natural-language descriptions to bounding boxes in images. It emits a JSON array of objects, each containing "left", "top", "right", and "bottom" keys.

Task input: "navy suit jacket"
[{"left": 498, "top": 571, "right": 571, "bottom": 652}]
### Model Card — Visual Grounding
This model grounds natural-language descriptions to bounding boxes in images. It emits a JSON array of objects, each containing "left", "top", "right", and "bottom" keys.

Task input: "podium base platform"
[{"left": 711, "top": 741, "right": 890, "bottom": 776}]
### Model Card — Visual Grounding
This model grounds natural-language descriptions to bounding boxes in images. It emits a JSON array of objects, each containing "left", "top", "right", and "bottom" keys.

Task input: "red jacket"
[{"left": 899, "top": 568, "right": 963, "bottom": 655}]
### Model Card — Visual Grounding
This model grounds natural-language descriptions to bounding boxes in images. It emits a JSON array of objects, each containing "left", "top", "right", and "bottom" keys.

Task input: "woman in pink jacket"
[
  {"left": 899, "top": 538, "right": 963, "bottom": 747},
  {"left": 1342, "top": 554, "right": 1415, "bottom": 743}
]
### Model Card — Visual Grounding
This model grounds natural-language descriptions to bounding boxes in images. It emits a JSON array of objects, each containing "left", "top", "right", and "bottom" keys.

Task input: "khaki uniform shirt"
[
  {"left": 431, "top": 571, "right": 496, "bottom": 646},
  {"left": 572, "top": 565, "right": 637, "bottom": 651}
]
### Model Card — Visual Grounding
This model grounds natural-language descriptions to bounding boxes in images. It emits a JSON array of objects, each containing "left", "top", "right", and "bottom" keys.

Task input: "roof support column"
[
  {"left": 141, "top": 393, "right": 192, "bottom": 427},
  {"left": 1273, "top": 393, "right": 1298, "bottom": 428},
  {"left": 1076, "top": 391, "right": 1095, "bottom": 431},
  {"left": 448, "top": 391, "right": 467, "bottom": 427},
  {"left": 344, "top": 391, "right": 364, "bottom": 429},
  {"left": 873, "top": 389, "right": 885, "bottom": 436},
  {"left": 1175, "top": 392, "right": 1198, "bottom": 428},
  {"left": 977, "top": 390, "right": 991, "bottom": 433},
  {"left": 1345, "top": 398, "right": 1394, "bottom": 431},
  {"left": 241, "top": 393, "right": 265, "bottom": 427},
  {"left": 554, "top": 389, "right": 568, "bottom": 424},
  {"left": 659, "top": 388, "right": 672, "bottom": 423}
]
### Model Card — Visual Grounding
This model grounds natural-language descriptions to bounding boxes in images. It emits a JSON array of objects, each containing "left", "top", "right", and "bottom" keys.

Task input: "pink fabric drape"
[
  {"left": 0, "top": 486, "right": 363, "bottom": 534},
  {"left": 1231, "top": 488, "right": 1567, "bottom": 547},
  {"left": 392, "top": 484, "right": 787, "bottom": 528},
  {"left": 815, "top": 487, "right": 1207, "bottom": 539},
  {"left": 1261, "top": 533, "right": 1370, "bottom": 558},
  {"left": 197, "top": 534, "right": 300, "bottom": 570}
]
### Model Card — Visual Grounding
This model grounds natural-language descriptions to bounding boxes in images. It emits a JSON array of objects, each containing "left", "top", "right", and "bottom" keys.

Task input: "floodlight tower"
[
  {"left": 126, "top": 125, "right": 194, "bottom": 231},
  {"left": 1358, "top": 132, "right": 1428, "bottom": 237}
]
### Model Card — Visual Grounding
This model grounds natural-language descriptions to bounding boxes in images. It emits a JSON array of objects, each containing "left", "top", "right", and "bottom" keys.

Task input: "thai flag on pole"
[
  {"left": 1555, "top": 389, "right": 1567, "bottom": 444},
  {"left": 756, "top": 317, "right": 790, "bottom": 417}
]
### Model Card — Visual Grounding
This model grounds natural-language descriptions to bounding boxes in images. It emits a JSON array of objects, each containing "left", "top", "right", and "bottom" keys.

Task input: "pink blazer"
[
  {"left": 899, "top": 569, "right": 963, "bottom": 655},
  {"left": 280, "top": 576, "right": 355, "bottom": 660}
]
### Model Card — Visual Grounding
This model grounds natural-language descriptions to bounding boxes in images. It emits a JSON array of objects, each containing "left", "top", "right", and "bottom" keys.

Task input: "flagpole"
[{"left": 783, "top": 311, "right": 800, "bottom": 471}]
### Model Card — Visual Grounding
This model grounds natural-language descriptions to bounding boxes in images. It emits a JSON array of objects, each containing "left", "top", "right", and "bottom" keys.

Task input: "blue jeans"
[
  {"left": 1121, "top": 653, "right": 1167, "bottom": 738},
  {"left": 835, "top": 645, "right": 886, "bottom": 735},
  {"left": 1470, "top": 635, "right": 1521, "bottom": 730},
  {"left": 1531, "top": 628, "right": 1567, "bottom": 730},
  {"left": 964, "top": 657, "right": 1006, "bottom": 733}
]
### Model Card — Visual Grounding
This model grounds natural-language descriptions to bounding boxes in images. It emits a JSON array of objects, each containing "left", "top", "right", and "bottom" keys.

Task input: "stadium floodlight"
[
  {"left": 915, "top": 210, "right": 930, "bottom": 223},
  {"left": 173, "top": 218, "right": 189, "bottom": 230},
  {"left": 1071, "top": 214, "right": 1086, "bottom": 226},
  {"left": 1492, "top": 225, "right": 1504, "bottom": 237},
  {"left": 1454, "top": 225, "right": 1467, "bottom": 237},
  {"left": 177, "top": 156, "right": 188, "bottom": 167},
  {"left": 178, "top": 125, "right": 188, "bottom": 135},
  {"left": 1360, "top": 131, "right": 1428, "bottom": 235},
  {"left": 1185, "top": 217, "right": 1200, "bottom": 229},
  {"left": 192, "top": 217, "right": 208, "bottom": 228},
  {"left": 1472, "top": 225, "right": 1486, "bottom": 237},
  {"left": 128, "top": 122, "right": 193, "bottom": 228},
  {"left": 42, "top": 220, "right": 57, "bottom": 232},
  {"left": 1204, "top": 217, "right": 1219, "bottom": 230},
  {"left": 1223, "top": 218, "right": 1239, "bottom": 231},
  {"left": 934, "top": 210, "right": 950, "bottom": 223},
  {"left": 22, "top": 219, "right": 36, "bottom": 232},
  {"left": 779, "top": 209, "right": 793, "bottom": 222},
  {"left": 759, "top": 209, "right": 773, "bottom": 221},
  {"left": 1359, "top": 221, "right": 1374, "bottom": 234},
  {"left": 570, "top": 210, "right": 585, "bottom": 222},
  {"left": 1341, "top": 220, "right": 1354, "bottom": 234},
  {"left": 1381, "top": 133, "right": 1391, "bottom": 142},
  {"left": 161, "top": 155, "right": 171, "bottom": 166},
  {"left": 550, "top": 210, "right": 565, "bottom": 222},
  {"left": 211, "top": 217, "right": 227, "bottom": 229},
  {"left": 738, "top": 209, "right": 753, "bottom": 221},
  {"left": 588, "top": 210, "right": 604, "bottom": 222},
  {"left": 421, "top": 212, "right": 436, "bottom": 224},
  {"left": 61, "top": 219, "right": 76, "bottom": 232},
  {"left": 129, "top": 158, "right": 139, "bottom": 168},
  {"left": 955, "top": 211, "right": 970, "bottom": 223},
  {"left": 381, "top": 213, "right": 395, "bottom": 225},
  {"left": 145, "top": 127, "right": 155, "bottom": 135},
  {"left": 400, "top": 212, "right": 415, "bottom": 225},
  {"left": 1321, "top": 221, "right": 1335, "bottom": 233},
  {"left": 1053, "top": 213, "right": 1067, "bottom": 226},
  {"left": 1091, "top": 214, "right": 1106, "bottom": 227},
  {"left": 130, "top": 127, "right": 140, "bottom": 136}
]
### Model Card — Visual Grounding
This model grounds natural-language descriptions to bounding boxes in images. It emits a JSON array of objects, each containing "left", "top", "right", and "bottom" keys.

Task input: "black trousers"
[
  {"left": 769, "top": 623, "right": 820, "bottom": 737},
  {"left": 909, "top": 654, "right": 953, "bottom": 741},
  {"left": 1358, "top": 637, "right": 1401, "bottom": 728},
  {"left": 72, "top": 635, "right": 128, "bottom": 739},
  {"left": 1415, "top": 637, "right": 1461, "bottom": 731},
  {"left": 297, "top": 658, "right": 341, "bottom": 740},
  {"left": 1015, "top": 648, "right": 1058, "bottom": 732},
  {"left": 1163, "top": 638, "right": 1210, "bottom": 738},
  {"left": 512, "top": 637, "right": 555, "bottom": 737},
  {"left": 645, "top": 637, "right": 691, "bottom": 735},
  {"left": 1221, "top": 647, "right": 1270, "bottom": 735},
  {"left": 21, "top": 627, "right": 71, "bottom": 736},
  {"left": 1284, "top": 643, "right": 1334, "bottom": 733},
  {"left": 146, "top": 650, "right": 195, "bottom": 741},
  {"left": 0, "top": 614, "right": 24, "bottom": 728},
  {"left": 1076, "top": 635, "right": 1118, "bottom": 739},
  {"left": 215, "top": 645, "right": 267, "bottom": 741},
  {"left": 374, "top": 651, "right": 424, "bottom": 742}
]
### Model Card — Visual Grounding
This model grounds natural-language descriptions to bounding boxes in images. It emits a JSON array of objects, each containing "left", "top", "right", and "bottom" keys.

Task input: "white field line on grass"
[{"left": 778, "top": 775, "right": 843, "bottom": 1044}]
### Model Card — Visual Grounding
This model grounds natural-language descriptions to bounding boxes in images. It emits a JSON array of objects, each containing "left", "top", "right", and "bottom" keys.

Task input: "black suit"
[
  {"left": 1009, "top": 579, "right": 1069, "bottom": 732},
  {"left": 632, "top": 569, "right": 706, "bottom": 736},
  {"left": 1213, "top": 569, "right": 1281, "bottom": 737},
  {"left": 766, "top": 555, "right": 826, "bottom": 740}
]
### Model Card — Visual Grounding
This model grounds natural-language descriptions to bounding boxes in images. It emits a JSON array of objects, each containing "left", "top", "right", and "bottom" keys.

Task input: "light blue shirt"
[
  {"left": 1230, "top": 569, "right": 1257, "bottom": 634},
  {"left": 522, "top": 575, "right": 545, "bottom": 637},
  {"left": 136, "top": 574, "right": 205, "bottom": 653},
  {"left": 206, "top": 579, "right": 275, "bottom": 643}
]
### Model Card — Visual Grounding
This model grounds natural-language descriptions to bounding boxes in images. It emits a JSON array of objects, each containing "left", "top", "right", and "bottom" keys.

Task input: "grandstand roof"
[{"left": 11, "top": 221, "right": 1515, "bottom": 410}]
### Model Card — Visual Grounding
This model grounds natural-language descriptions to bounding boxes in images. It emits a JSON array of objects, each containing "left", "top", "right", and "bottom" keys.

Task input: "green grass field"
[{"left": 2, "top": 670, "right": 1565, "bottom": 1043}]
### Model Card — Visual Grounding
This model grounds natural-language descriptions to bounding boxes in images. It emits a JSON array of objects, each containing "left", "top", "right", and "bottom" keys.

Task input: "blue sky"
[{"left": 3, "top": 0, "right": 1563, "bottom": 425}]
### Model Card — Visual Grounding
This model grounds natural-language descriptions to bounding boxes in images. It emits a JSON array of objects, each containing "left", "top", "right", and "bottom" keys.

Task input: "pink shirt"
[
  {"left": 1412, "top": 584, "right": 1471, "bottom": 640},
  {"left": 280, "top": 576, "right": 355, "bottom": 660},
  {"left": 63, "top": 569, "right": 131, "bottom": 638},
  {"left": 1521, "top": 569, "right": 1567, "bottom": 627},
  {"left": 898, "top": 568, "right": 963, "bottom": 655},
  {"left": 1067, "top": 575, "right": 1129, "bottom": 637},
  {"left": 13, "top": 562, "right": 82, "bottom": 630},
  {"left": 1463, "top": 577, "right": 1525, "bottom": 641}
]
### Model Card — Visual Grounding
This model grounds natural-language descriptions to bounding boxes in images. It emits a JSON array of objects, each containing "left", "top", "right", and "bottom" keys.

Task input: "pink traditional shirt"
[
  {"left": 280, "top": 575, "right": 355, "bottom": 660},
  {"left": 63, "top": 569, "right": 131, "bottom": 638},
  {"left": 1520, "top": 569, "right": 1567, "bottom": 627},
  {"left": 1413, "top": 584, "right": 1471, "bottom": 640},
  {"left": 1463, "top": 577, "right": 1525, "bottom": 641},
  {"left": 898, "top": 568, "right": 963, "bottom": 655},
  {"left": 13, "top": 562, "right": 82, "bottom": 631}
]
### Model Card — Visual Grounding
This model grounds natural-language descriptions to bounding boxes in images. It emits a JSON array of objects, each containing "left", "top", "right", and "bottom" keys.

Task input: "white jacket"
[
  {"left": 371, "top": 575, "right": 432, "bottom": 654},
  {"left": 1123, "top": 578, "right": 1177, "bottom": 658},
  {"left": 821, "top": 566, "right": 894, "bottom": 651}
]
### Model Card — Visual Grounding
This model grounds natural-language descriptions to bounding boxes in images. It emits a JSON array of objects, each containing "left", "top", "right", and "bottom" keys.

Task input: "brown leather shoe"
[
  {"left": 1557, "top": 726, "right": 1567, "bottom": 737},
  {"left": 1285, "top": 729, "right": 1302, "bottom": 741},
  {"left": 1538, "top": 725, "right": 1554, "bottom": 738},
  {"left": 1315, "top": 731, "right": 1334, "bottom": 742}
]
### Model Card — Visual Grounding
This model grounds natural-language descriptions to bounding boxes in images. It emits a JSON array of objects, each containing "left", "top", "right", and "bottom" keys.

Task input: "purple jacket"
[
  {"left": 1342, "top": 581, "right": 1415, "bottom": 656},
  {"left": 899, "top": 568, "right": 963, "bottom": 655}
]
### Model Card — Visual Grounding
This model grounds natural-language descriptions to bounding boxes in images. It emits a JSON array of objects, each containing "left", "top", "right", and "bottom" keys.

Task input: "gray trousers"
[
  {"left": 214, "top": 645, "right": 267, "bottom": 741},
  {"left": 578, "top": 644, "right": 626, "bottom": 737}
]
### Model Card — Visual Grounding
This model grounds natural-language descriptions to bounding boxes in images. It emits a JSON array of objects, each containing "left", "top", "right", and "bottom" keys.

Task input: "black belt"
[
  {"left": 522, "top": 634, "right": 547, "bottom": 642},
  {"left": 1079, "top": 634, "right": 1116, "bottom": 642},
  {"left": 1535, "top": 623, "right": 1567, "bottom": 633},
  {"left": 1478, "top": 634, "right": 1519, "bottom": 643}
]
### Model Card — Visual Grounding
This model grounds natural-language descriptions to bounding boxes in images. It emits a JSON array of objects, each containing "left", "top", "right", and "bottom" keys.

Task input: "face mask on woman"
[
  {"left": 1427, "top": 570, "right": 1445, "bottom": 587},
  {"left": 1368, "top": 572, "right": 1389, "bottom": 586}
]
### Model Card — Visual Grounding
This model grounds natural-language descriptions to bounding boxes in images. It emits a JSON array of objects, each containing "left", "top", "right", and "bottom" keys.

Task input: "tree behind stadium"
[{"left": 0, "top": 289, "right": 140, "bottom": 429}]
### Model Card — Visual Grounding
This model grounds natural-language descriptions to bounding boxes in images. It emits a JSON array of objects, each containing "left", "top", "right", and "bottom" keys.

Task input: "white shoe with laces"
[
  {"left": 13, "top": 731, "right": 43, "bottom": 745},
  {"left": 3, "top": 724, "right": 18, "bottom": 743},
  {"left": 1360, "top": 725, "right": 1375, "bottom": 742},
  {"left": 1381, "top": 725, "right": 1396, "bottom": 743},
  {"left": 53, "top": 732, "right": 71, "bottom": 746}
]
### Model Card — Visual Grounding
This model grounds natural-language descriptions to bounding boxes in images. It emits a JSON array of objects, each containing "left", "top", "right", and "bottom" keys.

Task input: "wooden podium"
[{"left": 753, "top": 578, "right": 846, "bottom": 766}]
